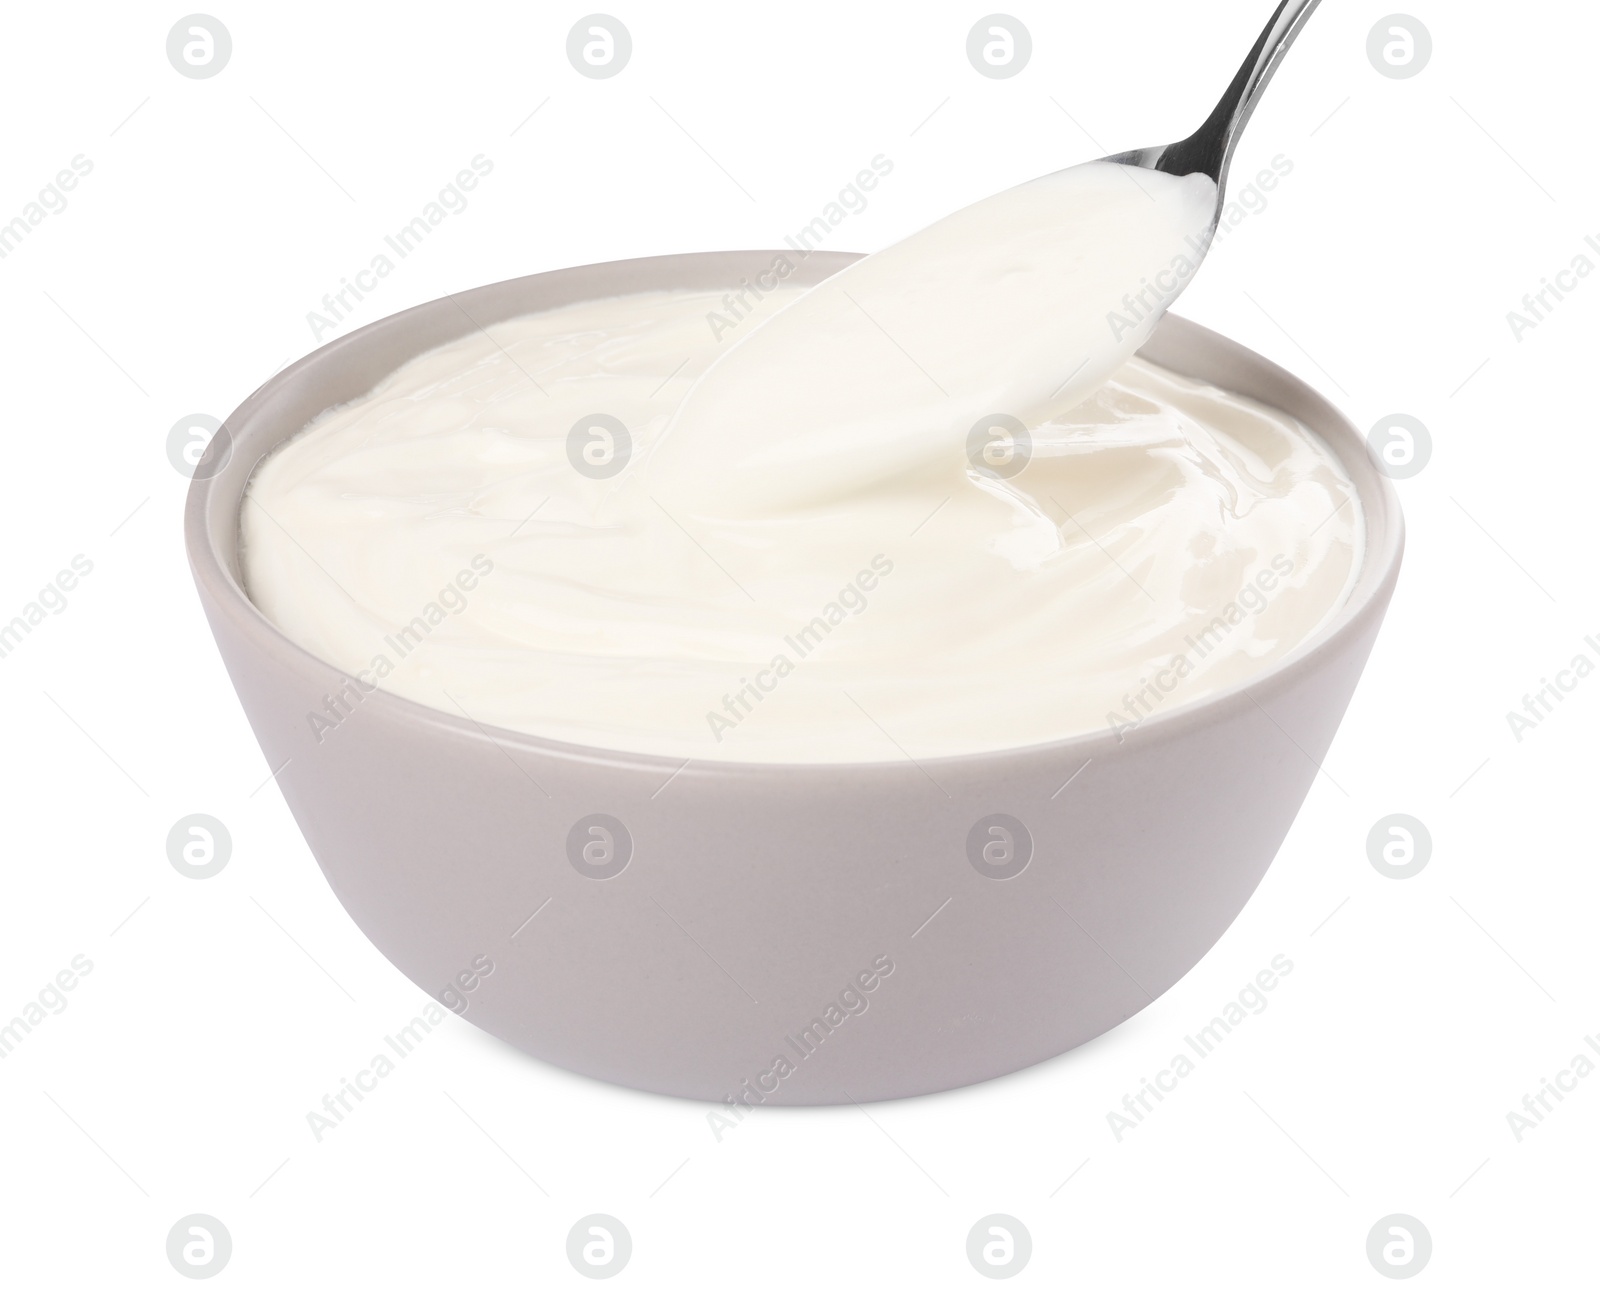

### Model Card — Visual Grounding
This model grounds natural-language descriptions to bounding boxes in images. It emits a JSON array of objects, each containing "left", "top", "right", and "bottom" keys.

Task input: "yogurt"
[
  {"left": 243, "top": 284, "right": 1363, "bottom": 762},
  {"left": 647, "top": 161, "right": 1221, "bottom": 515}
]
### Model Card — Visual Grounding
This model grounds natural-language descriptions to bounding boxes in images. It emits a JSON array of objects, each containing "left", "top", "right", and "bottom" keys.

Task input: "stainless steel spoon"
[
  {"left": 644, "top": 0, "right": 1328, "bottom": 515},
  {"left": 1111, "top": 0, "right": 1323, "bottom": 213}
]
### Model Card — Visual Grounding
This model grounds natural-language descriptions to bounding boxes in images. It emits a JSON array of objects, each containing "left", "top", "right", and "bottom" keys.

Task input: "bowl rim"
[{"left": 186, "top": 250, "right": 1405, "bottom": 777}]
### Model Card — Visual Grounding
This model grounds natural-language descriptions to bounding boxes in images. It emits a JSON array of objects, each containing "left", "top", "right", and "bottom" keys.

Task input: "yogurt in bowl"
[
  {"left": 242, "top": 282, "right": 1362, "bottom": 763},
  {"left": 186, "top": 250, "right": 1401, "bottom": 1103}
]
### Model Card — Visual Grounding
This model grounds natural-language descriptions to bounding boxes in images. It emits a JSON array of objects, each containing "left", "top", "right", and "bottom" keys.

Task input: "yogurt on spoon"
[{"left": 644, "top": 160, "right": 1219, "bottom": 515}]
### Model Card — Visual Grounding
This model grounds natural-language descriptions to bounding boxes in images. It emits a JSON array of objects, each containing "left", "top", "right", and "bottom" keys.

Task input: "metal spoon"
[
  {"left": 646, "top": 0, "right": 1327, "bottom": 515},
  {"left": 1111, "top": 0, "right": 1323, "bottom": 211}
]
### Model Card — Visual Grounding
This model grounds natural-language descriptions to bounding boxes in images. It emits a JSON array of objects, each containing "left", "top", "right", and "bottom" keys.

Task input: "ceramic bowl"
[{"left": 186, "top": 251, "right": 1403, "bottom": 1104}]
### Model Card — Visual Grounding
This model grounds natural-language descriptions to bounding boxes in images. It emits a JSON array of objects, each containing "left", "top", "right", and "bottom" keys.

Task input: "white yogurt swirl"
[
  {"left": 648, "top": 161, "right": 1222, "bottom": 515},
  {"left": 243, "top": 283, "right": 1362, "bottom": 761}
]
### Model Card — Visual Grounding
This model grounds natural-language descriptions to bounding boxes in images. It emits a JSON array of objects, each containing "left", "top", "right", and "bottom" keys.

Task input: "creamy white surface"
[
  {"left": 243, "top": 285, "right": 1363, "bottom": 762},
  {"left": 648, "top": 161, "right": 1221, "bottom": 516}
]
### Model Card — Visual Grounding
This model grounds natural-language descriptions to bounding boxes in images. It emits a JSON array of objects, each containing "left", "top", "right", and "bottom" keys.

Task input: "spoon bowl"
[
  {"left": 1111, "top": 0, "right": 1324, "bottom": 206},
  {"left": 643, "top": 0, "right": 1326, "bottom": 517}
]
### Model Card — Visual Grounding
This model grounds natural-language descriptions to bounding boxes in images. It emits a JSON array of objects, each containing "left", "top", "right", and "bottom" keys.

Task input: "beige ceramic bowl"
[{"left": 186, "top": 251, "right": 1402, "bottom": 1104}]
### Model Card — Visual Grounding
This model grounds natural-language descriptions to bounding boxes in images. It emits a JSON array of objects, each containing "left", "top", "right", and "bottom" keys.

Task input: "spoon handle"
[{"left": 1116, "top": 0, "right": 1324, "bottom": 188}]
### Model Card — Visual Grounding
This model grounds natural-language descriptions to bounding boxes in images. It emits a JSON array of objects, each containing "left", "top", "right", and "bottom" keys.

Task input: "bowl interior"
[{"left": 187, "top": 250, "right": 1403, "bottom": 770}]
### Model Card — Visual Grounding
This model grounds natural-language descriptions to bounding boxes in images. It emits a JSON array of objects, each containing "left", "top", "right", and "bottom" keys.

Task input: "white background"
[{"left": 2, "top": 1, "right": 1596, "bottom": 1288}]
